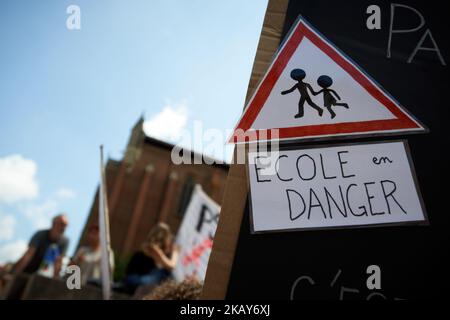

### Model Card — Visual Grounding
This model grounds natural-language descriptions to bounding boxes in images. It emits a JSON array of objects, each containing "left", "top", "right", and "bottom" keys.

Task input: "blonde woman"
[{"left": 124, "top": 223, "right": 179, "bottom": 294}]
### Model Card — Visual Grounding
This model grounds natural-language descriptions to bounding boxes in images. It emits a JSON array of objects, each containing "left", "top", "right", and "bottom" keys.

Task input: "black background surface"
[{"left": 226, "top": 0, "right": 449, "bottom": 300}]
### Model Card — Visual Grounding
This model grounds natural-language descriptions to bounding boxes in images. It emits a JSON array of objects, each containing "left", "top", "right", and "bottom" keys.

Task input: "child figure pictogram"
[
  {"left": 281, "top": 69, "right": 323, "bottom": 118},
  {"left": 314, "top": 75, "right": 349, "bottom": 119}
]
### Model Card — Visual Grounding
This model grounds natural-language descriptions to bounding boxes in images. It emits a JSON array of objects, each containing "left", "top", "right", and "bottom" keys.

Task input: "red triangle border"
[{"left": 230, "top": 18, "right": 425, "bottom": 143}]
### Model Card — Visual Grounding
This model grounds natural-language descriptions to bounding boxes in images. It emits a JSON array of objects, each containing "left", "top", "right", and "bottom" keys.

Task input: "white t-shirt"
[{"left": 73, "top": 246, "right": 114, "bottom": 285}]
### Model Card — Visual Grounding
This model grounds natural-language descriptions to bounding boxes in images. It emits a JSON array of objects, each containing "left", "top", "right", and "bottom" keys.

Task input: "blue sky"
[{"left": 0, "top": 0, "right": 267, "bottom": 263}]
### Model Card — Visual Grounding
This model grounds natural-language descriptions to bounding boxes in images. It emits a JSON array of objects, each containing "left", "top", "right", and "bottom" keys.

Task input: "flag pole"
[{"left": 99, "top": 145, "right": 112, "bottom": 300}]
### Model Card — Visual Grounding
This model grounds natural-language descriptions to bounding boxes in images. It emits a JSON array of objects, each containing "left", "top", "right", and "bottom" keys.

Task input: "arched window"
[{"left": 177, "top": 175, "right": 195, "bottom": 217}]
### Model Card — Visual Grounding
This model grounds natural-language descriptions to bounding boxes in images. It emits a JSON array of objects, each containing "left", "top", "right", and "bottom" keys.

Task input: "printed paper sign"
[{"left": 248, "top": 141, "right": 426, "bottom": 232}]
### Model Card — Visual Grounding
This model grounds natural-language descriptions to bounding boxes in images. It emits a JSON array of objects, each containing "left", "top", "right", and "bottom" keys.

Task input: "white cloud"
[
  {"left": 0, "top": 154, "right": 38, "bottom": 204},
  {"left": 55, "top": 188, "right": 76, "bottom": 200},
  {"left": 143, "top": 101, "right": 188, "bottom": 142},
  {"left": 21, "top": 199, "right": 59, "bottom": 229},
  {"left": 0, "top": 214, "right": 16, "bottom": 241},
  {"left": 11, "top": 188, "right": 74, "bottom": 232},
  {"left": 0, "top": 239, "right": 27, "bottom": 264}
]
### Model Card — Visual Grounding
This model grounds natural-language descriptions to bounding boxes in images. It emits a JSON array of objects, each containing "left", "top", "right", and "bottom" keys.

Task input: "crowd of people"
[{"left": 0, "top": 213, "right": 201, "bottom": 300}]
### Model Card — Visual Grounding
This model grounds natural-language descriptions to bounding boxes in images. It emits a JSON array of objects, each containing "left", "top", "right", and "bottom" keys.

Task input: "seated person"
[
  {"left": 0, "top": 264, "right": 13, "bottom": 294},
  {"left": 12, "top": 214, "right": 69, "bottom": 278},
  {"left": 124, "top": 223, "right": 179, "bottom": 294},
  {"left": 70, "top": 225, "right": 114, "bottom": 286}
]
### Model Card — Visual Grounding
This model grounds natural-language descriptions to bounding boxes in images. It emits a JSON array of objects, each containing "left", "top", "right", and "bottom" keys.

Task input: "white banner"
[{"left": 173, "top": 185, "right": 220, "bottom": 282}]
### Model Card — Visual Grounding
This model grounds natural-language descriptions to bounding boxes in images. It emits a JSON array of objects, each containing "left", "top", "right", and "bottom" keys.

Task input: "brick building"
[{"left": 77, "top": 117, "right": 228, "bottom": 263}]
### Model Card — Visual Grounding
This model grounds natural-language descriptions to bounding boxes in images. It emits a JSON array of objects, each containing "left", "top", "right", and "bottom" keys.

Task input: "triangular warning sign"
[{"left": 230, "top": 17, "right": 426, "bottom": 143}]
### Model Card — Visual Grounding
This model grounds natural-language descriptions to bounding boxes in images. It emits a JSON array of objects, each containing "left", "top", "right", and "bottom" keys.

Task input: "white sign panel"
[
  {"left": 229, "top": 17, "right": 426, "bottom": 143},
  {"left": 173, "top": 185, "right": 220, "bottom": 282},
  {"left": 248, "top": 141, "right": 426, "bottom": 233}
]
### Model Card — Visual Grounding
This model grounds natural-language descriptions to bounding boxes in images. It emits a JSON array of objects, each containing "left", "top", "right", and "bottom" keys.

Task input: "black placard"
[{"left": 226, "top": 0, "right": 449, "bottom": 300}]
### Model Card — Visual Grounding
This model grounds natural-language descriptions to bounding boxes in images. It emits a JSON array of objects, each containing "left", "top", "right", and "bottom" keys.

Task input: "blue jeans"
[{"left": 125, "top": 268, "right": 170, "bottom": 292}]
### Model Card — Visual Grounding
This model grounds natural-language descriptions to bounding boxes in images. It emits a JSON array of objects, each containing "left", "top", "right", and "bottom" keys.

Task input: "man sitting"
[{"left": 12, "top": 214, "right": 69, "bottom": 278}]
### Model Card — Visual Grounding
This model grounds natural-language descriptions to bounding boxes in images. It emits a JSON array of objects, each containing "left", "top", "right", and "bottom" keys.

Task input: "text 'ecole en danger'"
[
  {"left": 248, "top": 141, "right": 427, "bottom": 233},
  {"left": 230, "top": 17, "right": 426, "bottom": 143}
]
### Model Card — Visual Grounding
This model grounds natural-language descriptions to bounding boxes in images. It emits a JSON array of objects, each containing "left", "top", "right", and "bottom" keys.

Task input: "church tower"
[{"left": 123, "top": 115, "right": 145, "bottom": 169}]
